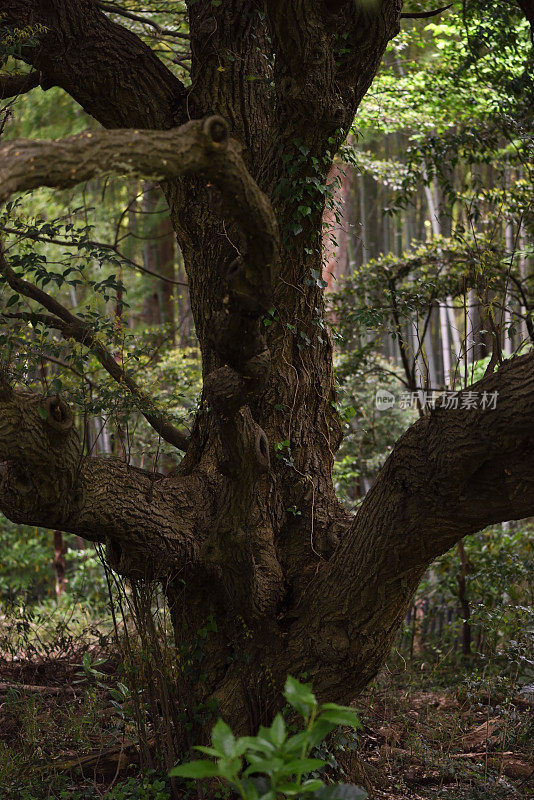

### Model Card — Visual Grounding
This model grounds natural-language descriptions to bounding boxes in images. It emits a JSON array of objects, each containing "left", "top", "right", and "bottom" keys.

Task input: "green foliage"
[
  {"left": 0, "top": 515, "right": 108, "bottom": 607},
  {"left": 0, "top": 519, "right": 54, "bottom": 601},
  {"left": 170, "top": 676, "right": 367, "bottom": 800},
  {"left": 0, "top": 18, "right": 48, "bottom": 61},
  {"left": 0, "top": 770, "right": 171, "bottom": 800},
  {"left": 337, "top": 1, "right": 533, "bottom": 387},
  {"left": 398, "top": 522, "right": 534, "bottom": 689},
  {"left": 99, "top": 776, "right": 170, "bottom": 800},
  {"left": 357, "top": 2, "right": 531, "bottom": 137},
  {"left": 333, "top": 354, "right": 417, "bottom": 509}
]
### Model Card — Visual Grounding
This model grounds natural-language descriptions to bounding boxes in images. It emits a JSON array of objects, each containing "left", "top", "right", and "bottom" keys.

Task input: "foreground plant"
[{"left": 170, "top": 676, "right": 367, "bottom": 800}]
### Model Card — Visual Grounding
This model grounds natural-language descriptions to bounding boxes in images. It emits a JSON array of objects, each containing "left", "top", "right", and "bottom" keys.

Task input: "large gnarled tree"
[{"left": 0, "top": 0, "right": 533, "bottom": 733}]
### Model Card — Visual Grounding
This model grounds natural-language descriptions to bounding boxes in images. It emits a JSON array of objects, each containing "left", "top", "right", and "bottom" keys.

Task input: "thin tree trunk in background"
[
  {"left": 466, "top": 290, "right": 479, "bottom": 367},
  {"left": 518, "top": 219, "right": 530, "bottom": 344},
  {"left": 423, "top": 308, "right": 438, "bottom": 390},
  {"left": 359, "top": 173, "right": 368, "bottom": 265},
  {"left": 437, "top": 302, "right": 451, "bottom": 386},
  {"left": 97, "top": 416, "right": 112, "bottom": 453},
  {"left": 142, "top": 184, "right": 176, "bottom": 340},
  {"left": 175, "top": 248, "right": 193, "bottom": 345},
  {"left": 447, "top": 304, "right": 461, "bottom": 375},
  {"left": 323, "top": 163, "right": 351, "bottom": 289},
  {"left": 424, "top": 174, "right": 455, "bottom": 386},
  {"left": 410, "top": 320, "right": 426, "bottom": 389},
  {"left": 457, "top": 540, "right": 472, "bottom": 656},
  {"left": 503, "top": 169, "right": 514, "bottom": 356},
  {"left": 53, "top": 531, "right": 67, "bottom": 598}
]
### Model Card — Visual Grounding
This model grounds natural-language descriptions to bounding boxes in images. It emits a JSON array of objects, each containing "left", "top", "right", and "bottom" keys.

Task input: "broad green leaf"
[
  {"left": 305, "top": 719, "right": 338, "bottom": 749},
  {"left": 217, "top": 756, "right": 242, "bottom": 781},
  {"left": 321, "top": 703, "right": 360, "bottom": 715},
  {"left": 194, "top": 745, "right": 222, "bottom": 758},
  {"left": 269, "top": 713, "right": 286, "bottom": 747},
  {"left": 248, "top": 731, "right": 278, "bottom": 754},
  {"left": 276, "top": 758, "right": 326, "bottom": 776},
  {"left": 211, "top": 718, "right": 235, "bottom": 756},
  {"left": 284, "top": 730, "right": 309, "bottom": 755},
  {"left": 300, "top": 779, "right": 325, "bottom": 792},
  {"left": 237, "top": 736, "right": 276, "bottom": 754},
  {"left": 169, "top": 760, "right": 220, "bottom": 778},
  {"left": 316, "top": 708, "right": 360, "bottom": 729},
  {"left": 284, "top": 676, "right": 317, "bottom": 718},
  {"left": 243, "top": 756, "right": 285, "bottom": 776},
  {"left": 276, "top": 779, "right": 325, "bottom": 795}
]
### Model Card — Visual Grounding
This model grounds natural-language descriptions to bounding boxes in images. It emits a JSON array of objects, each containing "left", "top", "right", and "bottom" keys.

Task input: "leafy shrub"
[{"left": 170, "top": 676, "right": 367, "bottom": 800}]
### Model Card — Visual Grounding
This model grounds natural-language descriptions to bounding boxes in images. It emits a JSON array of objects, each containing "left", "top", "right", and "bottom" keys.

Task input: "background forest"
[{"left": 0, "top": 2, "right": 533, "bottom": 799}]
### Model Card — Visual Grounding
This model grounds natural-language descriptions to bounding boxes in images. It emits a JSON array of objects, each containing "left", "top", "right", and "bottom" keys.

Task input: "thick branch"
[
  {"left": 71, "top": 458, "right": 204, "bottom": 578},
  {"left": 2, "top": 0, "right": 185, "bottom": 129},
  {"left": 0, "top": 117, "right": 278, "bottom": 306},
  {"left": 0, "top": 117, "right": 279, "bottom": 453},
  {"left": 0, "top": 71, "right": 42, "bottom": 100},
  {"left": 401, "top": 4, "right": 452, "bottom": 20},
  {"left": 0, "top": 383, "right": 205, "bottom": 577},
  {"left": 287, "top": 351, "right": 534, "bottom": 699},
  {"left": 265, "top": 0, "right": 401, "bottom": 144}
]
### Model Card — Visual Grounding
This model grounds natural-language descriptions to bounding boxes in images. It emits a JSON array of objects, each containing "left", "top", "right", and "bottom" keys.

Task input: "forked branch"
[
  {"left": 287, "top": 351, "right": 534, "bottom": 699},
  {"left": 0, "top": 249, "right": 190, "bottom": 452}
]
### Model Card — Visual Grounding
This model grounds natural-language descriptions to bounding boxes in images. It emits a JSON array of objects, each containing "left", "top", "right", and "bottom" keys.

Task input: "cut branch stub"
[
  {"left": 0, "top": 389, "right": 82, "bottom": 528},
  {"left": 40, "top": 395, "right": 74, "bottom": 432},
  {"left": 202, "top": 115, "right": 229, "bottom": 145}
]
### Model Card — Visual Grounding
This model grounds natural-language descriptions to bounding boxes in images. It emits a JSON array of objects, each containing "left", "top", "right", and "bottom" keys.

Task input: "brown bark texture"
[{"left": 0, "top": 0, "right": 533, "bottom": 733}]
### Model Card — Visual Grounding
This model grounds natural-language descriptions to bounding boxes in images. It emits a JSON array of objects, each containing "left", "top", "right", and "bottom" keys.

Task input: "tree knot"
[{"left": 202, "top": 115, "right": 229, "bottom": 148}]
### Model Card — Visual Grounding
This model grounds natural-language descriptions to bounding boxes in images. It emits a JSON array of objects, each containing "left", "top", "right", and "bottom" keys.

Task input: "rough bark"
[{"left": 0, "top": 0, "right": 533, "bottom": 734}]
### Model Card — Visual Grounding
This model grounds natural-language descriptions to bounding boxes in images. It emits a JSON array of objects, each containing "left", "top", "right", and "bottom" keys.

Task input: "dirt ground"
[{"left": 0, "top": 651, "right": 532, "bottom": 799}]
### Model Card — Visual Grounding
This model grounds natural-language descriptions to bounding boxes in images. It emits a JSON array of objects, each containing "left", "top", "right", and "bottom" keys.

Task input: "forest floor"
[
  {"left": 354, "top": 671, "right": 534, "bottom": 800},
  {"left": 0, "top": 644, "right": 533, "bottom": 800}
]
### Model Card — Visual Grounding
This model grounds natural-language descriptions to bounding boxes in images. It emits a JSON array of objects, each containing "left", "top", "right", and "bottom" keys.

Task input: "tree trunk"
[{"left": 0, "top": 0, "right": 533, "bottom": 741}]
